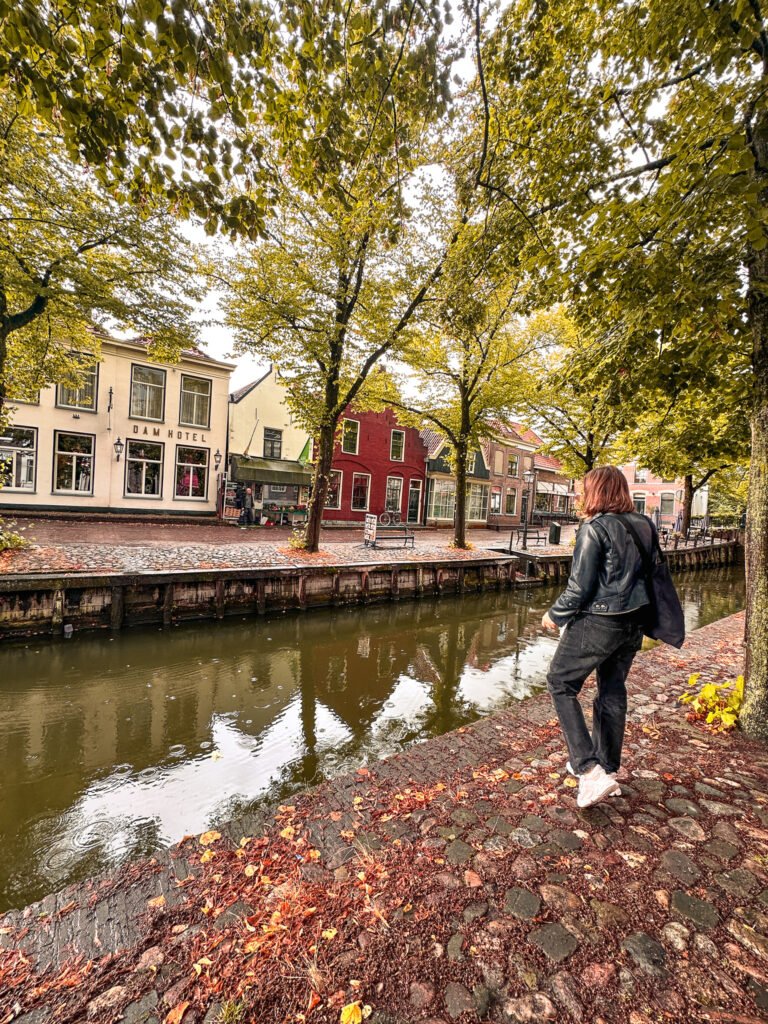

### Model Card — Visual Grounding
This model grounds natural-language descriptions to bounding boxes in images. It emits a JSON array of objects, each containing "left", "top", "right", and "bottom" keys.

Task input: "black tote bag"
[{"left": 613, "top": 514, "right": 686, "bottom": 649}]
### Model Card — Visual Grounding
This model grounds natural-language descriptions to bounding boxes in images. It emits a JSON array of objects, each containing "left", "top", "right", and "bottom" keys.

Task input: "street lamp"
[
  {"left": 521, "top": 468, "right": 535, "bottom": 550},
  {"left": 214, "top": 449, "right": 223, "bottom": 472},
  {"left": 113, "top": 437, "right": 125, "bottom": 462}
]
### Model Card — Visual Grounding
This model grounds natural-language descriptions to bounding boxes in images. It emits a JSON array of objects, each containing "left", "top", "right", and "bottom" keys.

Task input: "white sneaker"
[
  {"left": 566, "top": 760, "right": 620, "bottom": 797},
  {"left": 576, "top": 764, "right": 621, "bottom": 809}
]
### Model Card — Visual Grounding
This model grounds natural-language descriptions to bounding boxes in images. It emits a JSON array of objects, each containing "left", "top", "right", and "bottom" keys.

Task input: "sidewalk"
[{"left": 2, "top": 613, "right": 767, "bottom": 1024}]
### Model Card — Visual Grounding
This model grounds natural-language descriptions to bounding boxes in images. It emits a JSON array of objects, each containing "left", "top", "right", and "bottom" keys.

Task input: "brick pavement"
[{"left": 3, "top": 613, "right": 768, "bottom": 1024}]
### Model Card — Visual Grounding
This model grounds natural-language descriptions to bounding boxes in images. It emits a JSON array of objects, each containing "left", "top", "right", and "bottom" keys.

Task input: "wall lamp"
[
  {"left": 214, "top": 449, "right": 223, "bottom": 471},
  {"left": 113, "top": 437, "right": 125, "bottom": 462}
]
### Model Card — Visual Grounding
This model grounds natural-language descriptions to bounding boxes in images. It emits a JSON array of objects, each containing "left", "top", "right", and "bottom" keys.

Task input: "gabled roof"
[
  {"left": 485, "top": 419, "right": 528, "bottom": 445},
  {"left": 534, "top": 452, "right": 565, "bottom": 472},
  {"left": 508, "top": 421, "right": 544, "bottom": 447},
  {"left": 229, "top": 366, "right": 273, "bottom": 403},
  {"left": 419, "top": 427, "right": 448, "bottom": 458}
]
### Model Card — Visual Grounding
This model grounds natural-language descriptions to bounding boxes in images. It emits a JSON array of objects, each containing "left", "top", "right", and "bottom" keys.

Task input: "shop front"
[{"left": 225, "top": 455, "right": 313, "bottom": 525}]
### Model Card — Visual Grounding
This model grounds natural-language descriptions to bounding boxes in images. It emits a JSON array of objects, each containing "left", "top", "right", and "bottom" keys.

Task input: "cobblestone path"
[
  {"left": 2, "top": 613, "right": 767, "bottom": 1024},
  {"left": 0, "top": 539, "right": 512, "bottom": 577}
]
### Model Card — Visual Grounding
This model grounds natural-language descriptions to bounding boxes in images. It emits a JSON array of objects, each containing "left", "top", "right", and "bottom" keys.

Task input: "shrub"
[
  {"left": 678, "top": 672, "right": 745, "bottom": 731},
  {"left": 0, "top": 520, "right": 30, "bottom": 553}
]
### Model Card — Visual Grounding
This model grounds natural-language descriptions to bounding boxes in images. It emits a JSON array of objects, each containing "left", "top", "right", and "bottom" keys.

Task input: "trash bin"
[{"left": 548, "top": 521, "right": 561, "bottom": 545}]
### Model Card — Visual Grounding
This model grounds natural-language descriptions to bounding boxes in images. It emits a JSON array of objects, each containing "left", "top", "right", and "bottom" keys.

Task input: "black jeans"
[{"left": 546, "top": 613, "right": 644, "bottom": 775}]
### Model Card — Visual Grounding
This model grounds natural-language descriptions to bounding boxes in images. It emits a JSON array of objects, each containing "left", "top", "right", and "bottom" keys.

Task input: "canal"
[{"left": 0, "top": 565, "right": 745, "bottom": 913}]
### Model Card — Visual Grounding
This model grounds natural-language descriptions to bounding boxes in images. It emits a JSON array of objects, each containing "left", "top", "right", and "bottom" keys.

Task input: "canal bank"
[
  {"left": 0, "top": 531, "right": 743, "bottom": 638},
  {"left": 3, "top": 611, "right": 767, "bottom": 1024}
]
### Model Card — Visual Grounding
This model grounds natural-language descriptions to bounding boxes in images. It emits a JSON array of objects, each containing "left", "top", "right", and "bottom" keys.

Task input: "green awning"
[{"left": 231, "top": 456, "right": 314, "bottom": 485}]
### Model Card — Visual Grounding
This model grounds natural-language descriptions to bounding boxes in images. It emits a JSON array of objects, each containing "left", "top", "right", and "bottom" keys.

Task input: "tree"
[
  {"left": 395, "top": 256, "right": 531, "bottom": 547},
  {"left": 708, "top": 465, "right": 750, "bottom": 522},
  {"left": 0, "top": 94, "right": 199, "bottom": 407},
  {"left": 0, "top": 0, "right": 275, "bottom": 233},
  {"left": 477, "top": 0, "right": 768, "bottom": 738},
  {"left": 514, "top": 309, "right": 632, "bottom": 478},
  {"left": 619, "top": 361, "right": 751, "bottom": 535},
  {"left": 223, "top": 0, "right": 462, "bottom": 552}
]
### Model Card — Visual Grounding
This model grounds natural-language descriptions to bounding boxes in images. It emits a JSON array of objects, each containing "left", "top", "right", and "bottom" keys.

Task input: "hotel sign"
[{"left": 131, "top": 422, "right": 208, "bottom": 442}]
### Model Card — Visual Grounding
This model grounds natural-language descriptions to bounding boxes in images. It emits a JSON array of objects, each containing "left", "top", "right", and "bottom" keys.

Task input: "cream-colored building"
[
  {"left": 1, "top": 336, "right": 233, "bottom": 516},
  {"left": 227, "top": 367, "right": 313, "bottom": 520}
]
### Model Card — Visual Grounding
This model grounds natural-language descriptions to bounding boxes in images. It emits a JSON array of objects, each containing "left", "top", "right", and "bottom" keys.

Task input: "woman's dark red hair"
[{"left": 580, "top": 466, "right": 634, "bottom": 518}]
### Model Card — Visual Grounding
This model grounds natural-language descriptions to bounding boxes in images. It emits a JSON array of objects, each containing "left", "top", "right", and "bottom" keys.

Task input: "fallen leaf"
[
  {"left": 280, "top": 826, "right": 296, "bottom": 839},
  {"left": 193, "top": 956, "right": 213, "bottom": 976},
  {"left": 322, "top": 928, "right": 338, "bottom": 940},
  {"left": 200, "top": 849, "right": 215, "bottom": 864},
  {"left": 340, "top": 1003, "right": 362, "bottom": 1024},
  {"left": 563, "top": 777, "right": 578, "bottom": 788},
  {"left": 244, "top": 864, "right": 258, "bottom": 877},
  {"left": 147, "top": 894, "right": 166, "bottom": 909},
  {"left": 199, "top": 831, "right": 221, "bottom": 846},
  {"left": 165, "top": 1001, "right": 190, "bottom": 1024}
]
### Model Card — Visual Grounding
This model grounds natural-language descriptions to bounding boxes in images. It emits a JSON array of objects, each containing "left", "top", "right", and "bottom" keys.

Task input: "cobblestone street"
[
  {"left": 0, "top": 517, "right": 556, "bottom": 576},
  {"left": 3, "top": 612, "right": 767, "bottom": 1024}
]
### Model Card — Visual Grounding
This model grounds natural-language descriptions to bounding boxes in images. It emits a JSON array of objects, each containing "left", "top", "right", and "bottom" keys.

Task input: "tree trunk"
[
  {"left": 741, "top": 96, "right": 768, "bottom": 741},
  {"left": 304, "top": 419, "right": 336, "bottom": 553},
  {"left": 0, "top": 322, "right": 8, "bottom": 413},
  {"left": 454, "top": 442, "right": 469, "bottom": 548},
  {"left": 680, "top": 474, "right": 694, "bottom": 537}
]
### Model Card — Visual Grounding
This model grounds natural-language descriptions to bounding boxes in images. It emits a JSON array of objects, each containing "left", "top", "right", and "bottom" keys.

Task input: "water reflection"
[{"left": 0, "top": 567, "right": 744, "bottom": 911}]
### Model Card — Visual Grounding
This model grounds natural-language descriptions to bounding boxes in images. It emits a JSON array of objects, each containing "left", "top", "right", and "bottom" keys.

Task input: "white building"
[{"left": 1, "top": 336, "right": 233, "bottom": 516}]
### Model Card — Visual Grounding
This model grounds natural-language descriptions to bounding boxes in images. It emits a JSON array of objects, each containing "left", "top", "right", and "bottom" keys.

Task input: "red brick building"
[
  {"left": 485, "top": 422, "right": 575, "bottom": 528},
  {"left": 617, "top": 462, "right": 708, "bottom": 528},
  {"left": 323, "top": 408, "right": 428, "bottom": 524}
]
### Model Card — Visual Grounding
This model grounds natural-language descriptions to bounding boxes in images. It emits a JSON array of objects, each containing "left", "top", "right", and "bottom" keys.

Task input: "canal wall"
[
  {"left": 508, "top": 535, "right": 742, "bottom": 582},
  {"left": 0, "top": 556, "right": 522, "bottom": 639},
  {"left": 0, "top": 538, "right": 743, "bottom": 639}
]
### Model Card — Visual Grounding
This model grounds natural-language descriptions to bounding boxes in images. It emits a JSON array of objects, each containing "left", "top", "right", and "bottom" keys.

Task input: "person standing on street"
[
  {"left": 542, "top": 466, "right": 657, "bottom": 809},
  {"left": 243, "top": 486, "right": 255, "bottom": 526}
]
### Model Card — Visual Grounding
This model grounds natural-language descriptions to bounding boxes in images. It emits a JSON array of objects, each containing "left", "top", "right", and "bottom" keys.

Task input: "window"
[
  {"left": 490, "top": 486, "right": 501, "bottom": 514},
  {"left": 269, "top": 485, "right": 286, "bottom": 494},
  {"left": 179, "top": 375, "right": 211, "bottom": 428},
  {"left": 633, "top": 493, "right": 646, "bottom": 514},
  {"left": 263, "top": 427, "right": 283, "bottom": 460},
  {"left": 125, "top": 440, "right": 163, "bottom": 496},
  {"left": 634, "top": 467, "right": 648, "bottom": 483},
  {"left": 428, "top": 479, "right": 456, "bottom": 520},
  {"left": 57, "top": 357, "right": 98, "bottom": 411},
  {"left": 385, "top": 476, "right": 403, "bottom": 512},
  {"left": 0, "top": 426, "right": 36, "bottom": 491},
  {"left": 54, "top": 432, "right": 94, "bottom": 494},
  {"left": 130, "top": 365, "right": 166, "bottom": 421},
  {"left": 507, "top": 454, "right": 519, "bottom": 476},
  {"left": 326, "top": 470, "right": 342, "bottom": 509},
  {"left": 467, "top": 483, "right": 489, "bottom": 521},
  {"left": 505, "top": 489, "right": 517, "bottom": 515},
  {"left": 390, "top": 429, "right": 405, "bottom": 461},
  {"left": 660, "top": 491, "right": 675, "bottom": 516},
  {"left": 175, "top": 446, "right": 208, "bottom": 499},
  {"left": 493, "top": 450, "right": 504, "bottom": 475},
  {"left": 351, "top": 472, "right": 370, "bottom": 510},
  {"left": 342, "top": 419, "right": 359, "bottom": 455}
]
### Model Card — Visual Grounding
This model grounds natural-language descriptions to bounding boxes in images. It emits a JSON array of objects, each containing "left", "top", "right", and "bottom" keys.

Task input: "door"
[{"left": 407, "top": 479, "right": 422, "bottom": 523}]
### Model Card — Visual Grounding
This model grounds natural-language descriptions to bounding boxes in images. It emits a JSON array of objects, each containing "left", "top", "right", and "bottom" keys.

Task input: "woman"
[{"left": 542, "top": 466, "right": 657, "bottom": 809}]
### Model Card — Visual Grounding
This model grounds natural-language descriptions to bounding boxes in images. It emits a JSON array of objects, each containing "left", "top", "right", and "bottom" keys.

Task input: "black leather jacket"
[{"left": 548, "top": 512, "right": 656, "bottom": 626}]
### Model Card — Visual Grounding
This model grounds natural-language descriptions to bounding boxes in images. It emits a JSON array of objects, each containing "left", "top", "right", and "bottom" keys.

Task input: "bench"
[
  {"left": 509, "top": 528, "right": 547, "bottom": 548},
  {"left": 366, "top": 526, "right": 415, "bottom": 549}
]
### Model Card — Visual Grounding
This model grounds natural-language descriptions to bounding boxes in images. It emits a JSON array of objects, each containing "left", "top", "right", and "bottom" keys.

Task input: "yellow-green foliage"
[{"left": 679, "top": 672, "right": 745, "bottom": 731}]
